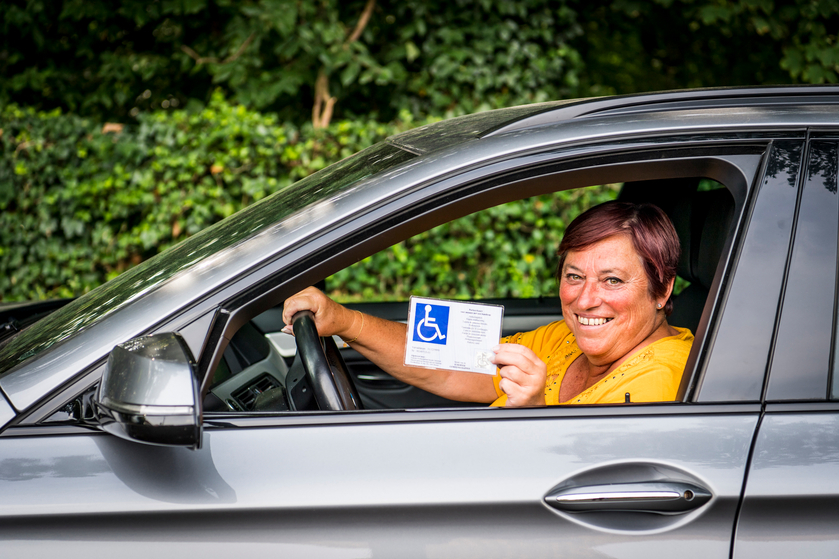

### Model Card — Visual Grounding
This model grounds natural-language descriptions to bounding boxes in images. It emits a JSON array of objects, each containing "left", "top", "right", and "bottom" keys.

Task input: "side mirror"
[{"left": 95, "top": 332, "right": 201, "bottom": 449}]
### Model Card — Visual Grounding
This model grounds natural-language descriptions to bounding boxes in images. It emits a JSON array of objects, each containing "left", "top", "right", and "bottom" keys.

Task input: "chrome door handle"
[
  {"left": 355, "top": 372, "right": 394, "bottom": 382},
  {"left": 546, "top": 481, "right": 711, "bottom": 514}
]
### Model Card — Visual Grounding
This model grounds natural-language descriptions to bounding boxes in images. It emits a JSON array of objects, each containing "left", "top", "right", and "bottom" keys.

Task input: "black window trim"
[{"left": 765, "top": 134, "right": 839, "bottom": 402}]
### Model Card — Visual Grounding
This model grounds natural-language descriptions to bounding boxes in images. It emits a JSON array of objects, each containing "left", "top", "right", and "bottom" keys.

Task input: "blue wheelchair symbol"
[{"left": 412, "top": 303, "right": 449, "bottom": 345}]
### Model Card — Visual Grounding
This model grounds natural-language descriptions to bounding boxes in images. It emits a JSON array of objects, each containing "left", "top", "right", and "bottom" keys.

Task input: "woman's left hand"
[{"left": 492, "top": 343, "right": 547, "bottom": 407}]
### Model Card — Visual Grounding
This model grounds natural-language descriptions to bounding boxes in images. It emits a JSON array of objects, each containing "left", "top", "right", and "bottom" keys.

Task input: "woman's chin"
[{"left": 574, "top": 334, "right": 616, "bottom": 362}]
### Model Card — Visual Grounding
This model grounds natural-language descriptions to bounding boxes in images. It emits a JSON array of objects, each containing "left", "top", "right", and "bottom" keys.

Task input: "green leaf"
[
  {"left": 405, "top": 40, "right": 421, "bottom": 62},
  {"left": 340, "top": 62, "right": 361, "bottom": 86}
]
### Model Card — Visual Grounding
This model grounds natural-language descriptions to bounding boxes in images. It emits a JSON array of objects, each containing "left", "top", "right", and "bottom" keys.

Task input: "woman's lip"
[{"left": 575, "top": 314, "right": 614, "bottom": 326}]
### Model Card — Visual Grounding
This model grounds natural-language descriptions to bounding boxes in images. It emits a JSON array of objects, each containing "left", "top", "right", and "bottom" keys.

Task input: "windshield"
[{"left": 0, "top": 142, "right": 415, "bottom": 378}]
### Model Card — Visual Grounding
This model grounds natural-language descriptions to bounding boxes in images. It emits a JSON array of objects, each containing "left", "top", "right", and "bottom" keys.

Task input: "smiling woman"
[
  {"left": 282, "top": 200, "right": 694, "bottom": 408},
  {"left": 491, "top": 201, "right": 693, "bottom": 407}
]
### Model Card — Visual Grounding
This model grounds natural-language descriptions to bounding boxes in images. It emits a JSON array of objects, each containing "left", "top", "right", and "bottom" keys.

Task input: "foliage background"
[
  {"left": 1, "top": 0, "right": 837, "bottom": 302},
  {"left": 328, "top": 185, "right": 619, "bottom": 303},
  {"left": 0, "top": 93, "right": 422, "bottom": 300}
]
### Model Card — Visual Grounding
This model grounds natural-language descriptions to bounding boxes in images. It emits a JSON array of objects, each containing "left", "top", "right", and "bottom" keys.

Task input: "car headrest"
[
  {"left": 618, "top": 179, "right": 734, "bottom": 290},
  {"left": 681, "top": 188, "right": 734, "bottom": 290}
]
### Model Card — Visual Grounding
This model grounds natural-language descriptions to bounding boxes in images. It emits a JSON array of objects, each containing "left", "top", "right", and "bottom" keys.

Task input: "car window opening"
[{"left": 204, "top": 175, "right": 735, "bottom": 415}]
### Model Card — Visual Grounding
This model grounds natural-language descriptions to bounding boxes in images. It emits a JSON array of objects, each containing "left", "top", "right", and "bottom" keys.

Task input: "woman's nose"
[{"left": 576, "top": 280, "right": 601, "bottom": 309}]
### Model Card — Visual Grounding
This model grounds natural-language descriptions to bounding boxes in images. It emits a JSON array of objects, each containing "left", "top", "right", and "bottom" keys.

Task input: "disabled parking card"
[{"left": 404, "top": 296, "right": 504, "bottom": 375}]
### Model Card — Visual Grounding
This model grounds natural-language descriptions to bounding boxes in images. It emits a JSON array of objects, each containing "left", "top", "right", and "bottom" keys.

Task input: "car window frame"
[
  {"left": 2, "top": 135, "right": 781, "bottom": 431},
  {"left": 198, "top": 139, "right": 767, "bottom": 416}
]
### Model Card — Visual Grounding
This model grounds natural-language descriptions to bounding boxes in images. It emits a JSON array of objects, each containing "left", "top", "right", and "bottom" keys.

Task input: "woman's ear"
[{"left": 661, "top": 276, "right": 676, "bottom": 305}]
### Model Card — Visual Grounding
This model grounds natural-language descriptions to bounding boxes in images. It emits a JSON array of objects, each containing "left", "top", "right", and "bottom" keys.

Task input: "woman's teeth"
[{"left": 577, "top": 316, "right": 612, "bottom": 326}]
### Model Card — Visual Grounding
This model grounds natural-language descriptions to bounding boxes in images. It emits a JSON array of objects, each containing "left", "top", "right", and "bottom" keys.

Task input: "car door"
[
  {"left": 733, "top": 137, "right": 839, "bottom": 558},
  {"left": 0, "top": 139, "right": 798, "bottom": 558}
]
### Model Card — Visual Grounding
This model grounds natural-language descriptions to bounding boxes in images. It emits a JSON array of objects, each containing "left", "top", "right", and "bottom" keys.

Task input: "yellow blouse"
[{"left": 491, "top": 320, "right": 694, "bottom": 406}]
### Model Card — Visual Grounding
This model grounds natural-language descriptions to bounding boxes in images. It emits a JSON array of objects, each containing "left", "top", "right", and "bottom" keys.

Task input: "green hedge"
[
  {"left": 328, "top": 185, "right": 618, "bottom": 302},
  {"left": 1, "top": 94, "right": 613, "bottom": 303},
  {"left": 0, "top": 92, "right": 417, "bottom": 301}
]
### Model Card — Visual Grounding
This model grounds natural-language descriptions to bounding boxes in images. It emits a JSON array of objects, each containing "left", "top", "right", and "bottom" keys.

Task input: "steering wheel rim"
[{"left": 291, "top": 310, "right": 362, "bottom": 411}]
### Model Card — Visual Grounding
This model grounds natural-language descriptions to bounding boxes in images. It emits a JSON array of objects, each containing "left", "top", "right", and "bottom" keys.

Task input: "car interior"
[{"left": 201, "top": 176, "right": 735, "bottom": 414}]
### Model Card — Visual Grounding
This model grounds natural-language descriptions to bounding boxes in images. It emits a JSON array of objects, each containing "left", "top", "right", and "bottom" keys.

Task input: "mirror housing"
[{"left": 95, "top": 333, "right": 201, "bottom": 449}]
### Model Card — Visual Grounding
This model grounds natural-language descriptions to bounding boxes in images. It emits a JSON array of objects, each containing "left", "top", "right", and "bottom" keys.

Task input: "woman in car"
[{"left": 282, "top": 201, "right": 694, "bottom": 407}]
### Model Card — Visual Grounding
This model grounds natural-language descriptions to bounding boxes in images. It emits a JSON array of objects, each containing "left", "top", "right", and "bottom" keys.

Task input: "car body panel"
[
  {"left": 734, "top": 408, "right": 839, "bottom": 559},
  {"left": 0, "top": 409, "right": 757, "bottom": 558}
]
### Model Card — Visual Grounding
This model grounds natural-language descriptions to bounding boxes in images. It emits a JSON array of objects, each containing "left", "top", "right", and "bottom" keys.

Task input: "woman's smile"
[{"left": 575, "top": 315, "right": 613, "bottom": 326}]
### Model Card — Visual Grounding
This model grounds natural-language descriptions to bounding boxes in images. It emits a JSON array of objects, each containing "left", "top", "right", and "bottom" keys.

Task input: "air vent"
[{"left": 230, "top": 373, "right": 280, "bottom": 411}]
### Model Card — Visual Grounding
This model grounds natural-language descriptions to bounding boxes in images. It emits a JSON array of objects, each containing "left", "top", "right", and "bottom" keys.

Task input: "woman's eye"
[
  {"left": 565, "top": 273, "right": 582, "bottom": 282},
  {"left": 606, "top": 277, "right": 623, "bottom": 285}
]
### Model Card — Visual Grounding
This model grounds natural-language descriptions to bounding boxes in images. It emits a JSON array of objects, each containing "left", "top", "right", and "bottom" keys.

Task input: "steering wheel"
[{"left": 291, "top": 310, "right": 362, "bottom": 411}]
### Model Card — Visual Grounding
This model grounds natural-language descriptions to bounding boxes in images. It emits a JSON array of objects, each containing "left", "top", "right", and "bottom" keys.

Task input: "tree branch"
[
  {"left": 345, "top": 0, "right": 376, "bottom": 46},
  {"left": 312, "top": 0, "right": 376, "bottom": 128},
  {"left": 181, "top": 33, "right": 256, "bottom": 65},
  {"left": 312, "top": 70, "right": 338, "bottom": 129}
]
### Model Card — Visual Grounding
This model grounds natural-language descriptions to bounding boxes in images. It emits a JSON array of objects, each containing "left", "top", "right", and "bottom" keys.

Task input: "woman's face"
[{"left": 560, "top": 234, "right": 664, "bottom": 366}]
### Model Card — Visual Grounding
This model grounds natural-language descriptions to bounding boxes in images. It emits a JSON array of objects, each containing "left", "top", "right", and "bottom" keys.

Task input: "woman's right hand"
[
  {"left": 492, "top": 343, "right": 547, "bottom": 407},
  {"left": 281, "top": 286, "right": 360, "bottom": 340}
]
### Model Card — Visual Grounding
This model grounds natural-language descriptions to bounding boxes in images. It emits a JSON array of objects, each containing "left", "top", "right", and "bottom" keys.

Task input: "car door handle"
[
  {"left": 355, "top": 372, "right": 394, "bottom": 382},
  {"left": 352, "top": 370, "right": 408, "bottom": 389},
  {"left": 546, "top": 481, "right": 712, "bottom": 515}
]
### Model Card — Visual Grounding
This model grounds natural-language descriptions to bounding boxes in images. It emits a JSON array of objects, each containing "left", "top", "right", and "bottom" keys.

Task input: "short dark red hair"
[{"left": 557, "top": 201, "right": 681, "bottom": 315}]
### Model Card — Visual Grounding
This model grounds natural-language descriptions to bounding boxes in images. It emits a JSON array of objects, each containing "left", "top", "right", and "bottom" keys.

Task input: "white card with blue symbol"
[{"left": 404, "top": 296, "right": 504, "bottom": 374}]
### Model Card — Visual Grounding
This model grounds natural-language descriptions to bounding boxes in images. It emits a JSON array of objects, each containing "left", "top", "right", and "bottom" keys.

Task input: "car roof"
[{"left": 388, "top": 85, "right": 839, "bottom": 155}]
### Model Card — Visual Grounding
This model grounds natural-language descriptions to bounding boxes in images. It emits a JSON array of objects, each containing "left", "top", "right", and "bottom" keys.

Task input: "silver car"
[{"left": 1, "top": 86, "right": 838, "bottom": 558}]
